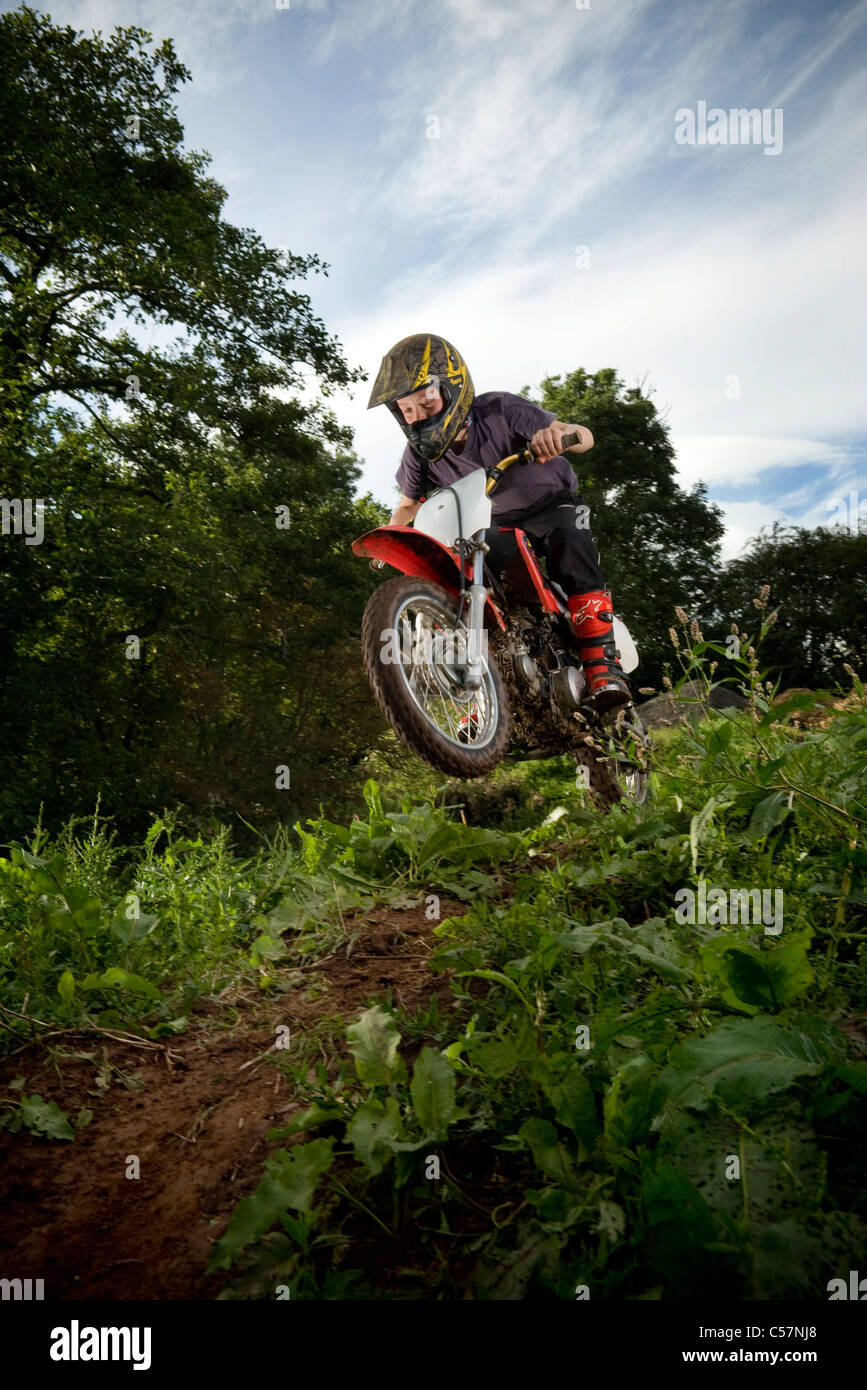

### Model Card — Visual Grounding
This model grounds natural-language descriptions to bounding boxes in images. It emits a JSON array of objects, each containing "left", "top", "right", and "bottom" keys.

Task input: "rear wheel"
[
  {"left": 361, "top": 576, "right": 511, "bottom": 778},
  {"left": 573, "top": 705, "right": 651, "bottom": 811}
]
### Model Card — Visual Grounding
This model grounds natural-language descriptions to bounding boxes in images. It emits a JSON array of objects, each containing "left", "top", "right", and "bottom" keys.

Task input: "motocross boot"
[
  {"left": 567, "top": 590, "right": 631, "bottom": 713},
  {"left": 457, "top": 707, "right": 480, "bottom": 743}
]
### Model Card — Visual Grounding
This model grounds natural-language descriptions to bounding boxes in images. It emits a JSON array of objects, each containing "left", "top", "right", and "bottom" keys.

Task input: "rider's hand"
[{"left": 529, "top": 422, "right": 592, "bottom": 463}]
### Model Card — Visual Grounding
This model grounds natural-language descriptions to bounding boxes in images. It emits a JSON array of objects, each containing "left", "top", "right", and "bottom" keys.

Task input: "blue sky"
[{"left": 16, "top": 0, "right": 867, "bottom": 558}]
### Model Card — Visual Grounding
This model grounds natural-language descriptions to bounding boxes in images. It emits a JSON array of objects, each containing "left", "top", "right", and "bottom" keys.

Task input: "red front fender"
[{"left": 352, "top": 526, "right": 507, "bottom": 631}]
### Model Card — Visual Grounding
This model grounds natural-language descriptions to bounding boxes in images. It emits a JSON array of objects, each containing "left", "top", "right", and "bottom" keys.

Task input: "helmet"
[{"left": 367, "top": 333, "right": 474, "bottom": 462}]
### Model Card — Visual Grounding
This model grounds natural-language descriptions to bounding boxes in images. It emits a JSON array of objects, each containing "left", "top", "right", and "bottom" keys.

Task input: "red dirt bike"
[{"left": 352, "top": 436, "right": 650, "bottom": 809}]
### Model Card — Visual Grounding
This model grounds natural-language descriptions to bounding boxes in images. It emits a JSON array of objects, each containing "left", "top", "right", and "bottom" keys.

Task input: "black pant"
[{"left": 485, "top": 492, "right": 606, "bottom": 594}]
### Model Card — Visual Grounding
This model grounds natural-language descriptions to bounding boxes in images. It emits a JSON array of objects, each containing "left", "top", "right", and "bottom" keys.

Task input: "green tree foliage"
[
  {"left": 0, "top": 6, "right": 355, "bottom": 445},
  {"left": 716, "top": 523, "right": 867, "bottom": 690},
  {"left": 522, "top": 368, "right": 725, "bottom": 687},
  {"left": 0, "top": 403, "right": 388, "bottom": 839},
  {"left": 0, "top": 7, "right": 386, "bottom": 839}
]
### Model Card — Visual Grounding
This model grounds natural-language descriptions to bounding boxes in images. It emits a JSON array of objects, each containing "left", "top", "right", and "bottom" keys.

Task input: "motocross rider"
[{"left": 367, "top": 333, "right": 631, "bottom": 713}]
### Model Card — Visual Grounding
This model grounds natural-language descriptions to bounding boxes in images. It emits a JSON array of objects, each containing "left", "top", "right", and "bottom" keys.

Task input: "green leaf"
[
  {"left": 758, "top": 692, "right": 826, "bottom": 729},
  {"left": 80, "top": 967, "right": 161, "bottom": 999},
  {"left": 517, "top": 1117, "right": 580, "bottom": 1187},
  {"left": 52, "top": 883, "right": 102, "bottom": 931},
  {"left": 704, "top": 718, "right": 736, "bottom": 755},
  {"left": 362, "top": 779, "right": 384, "bottom": 820},
  {"left": 249, "top": 932, "right": 290, "bottom": 967},
  {"left": 747, "top": 790, "right": 791, "bottom": 842},
  {"left": 345, "top": 1005, "right": 405, "bottom": 1087},
  {"left": 552, "top": 919, "right": 628, "bottom": 955},
  {"left": 110, "top": 911, "right": 159, "bottom": 944},
  {"left": 147, "top": 1017, "right": 188, "bottom": 1039},
  {"left": 477, "top": 1229, "right": 567, "bottom": 1300},
  {"left": 268, "top": 1102, "right": 345, "bottom": 1140},
  {"left": 208, "top": 1138, "right": 335, "bottom": 1272},
  {"left": 690, "top": 795, "right": 720, "bottom": 874},
  {"left": 57, "top": 970, "right": 75, "bottom": 1006},
  {"left": 345, "top": 1096, "right": 404, "bottom": 1174},
  {"left": 832, "top": 1061, "right": 867, "bottom": 1094},
  {"left": 654, "top": 1017, "right": 824, "bottom": 1119},
  {"left": 640, "top": 1160, "right": 719, "bottom": 1292},
  {"left": 751, "top": 1220, "right": 829, "bottom": 1299},
  {"left": 410, "top": 1048, "right": 460, "bottom": 1140},
  {"left": 19, "top": 1095, "right": 75, "bottom": 1141},
  {"left": 539, "top": 1064, "right": 599, "bottom": 1149},
  {"left": 643, "top": 1154, "right": 722, "bottom": 1232},
  {"left": 467, "top": 1035, "right": 519, "bottom": 1079},
  {"left": 456, "top": 968, "right": 534, "bottom": 1017},
  {"left": 267, "top": 1138, "right": 336, "bottom": 1214},
  {"left": 604, "top": 1053, "right": 658, "bottom": 1147},
  {"left": 701, "top": 933, "right": 813, "bottom": 1014},
  {"left": 208, "top": 1189, "right": 285, "bottom": 1272},
  {"left": 655, "top": 1101, "right": 828, "bottom": 1296},
  {"left": 609, "top": 924, "right": 690, "bottom": 982}
]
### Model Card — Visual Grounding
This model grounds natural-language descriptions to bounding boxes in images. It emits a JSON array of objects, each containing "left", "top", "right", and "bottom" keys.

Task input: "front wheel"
[{"left": 361, "top": 576, "right": 511, "bottom": 777}]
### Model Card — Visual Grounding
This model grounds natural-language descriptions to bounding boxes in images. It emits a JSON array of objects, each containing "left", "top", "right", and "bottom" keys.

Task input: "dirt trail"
[{"left": 0, "top": 899, "right": 465, "bottom": 1299}]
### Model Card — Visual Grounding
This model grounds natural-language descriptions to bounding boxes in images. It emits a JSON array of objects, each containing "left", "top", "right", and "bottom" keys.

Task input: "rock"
[
  {"left": 638, "top": 679, "right": 748, "bottom": 729},
  {"left": 773, "top": 687, "right": 860, "bottom": 729}
]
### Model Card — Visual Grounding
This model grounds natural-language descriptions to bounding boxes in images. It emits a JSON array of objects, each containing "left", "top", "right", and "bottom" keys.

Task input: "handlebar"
[{"left": 484, "top": 429, "right": 584, "bottom": 495}]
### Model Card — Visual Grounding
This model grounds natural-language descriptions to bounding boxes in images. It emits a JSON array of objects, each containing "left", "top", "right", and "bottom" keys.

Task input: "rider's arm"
[{"left": 390, "top": 494, "right": 422, "bottom": 526}]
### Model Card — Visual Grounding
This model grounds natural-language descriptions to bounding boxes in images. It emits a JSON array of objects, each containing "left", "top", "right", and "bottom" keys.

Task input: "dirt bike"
[{"left": 352, "top": 435, "right": 650, "bottom": 810}]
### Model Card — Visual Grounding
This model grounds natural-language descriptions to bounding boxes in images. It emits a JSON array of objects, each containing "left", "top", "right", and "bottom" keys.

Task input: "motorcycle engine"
[{"left": 509, "top": 624, "right": 586, "bottom": 712}]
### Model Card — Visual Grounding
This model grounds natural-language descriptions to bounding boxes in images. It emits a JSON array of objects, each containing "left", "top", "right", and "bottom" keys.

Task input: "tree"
[
  {"left": 522, "top": 368, "right": 725, "bottom": 687},
  {"left": 1, "top": 7, "right": 359, "bottom": 446},
  {"left": 0, "top": 7, "right": 387, "bottom": 840},
  {"left": 0, "top": 400, "right": 390, "bottom": 840},
  {"left": 717, "top": 523, "right": 867, "bottom": 690}
]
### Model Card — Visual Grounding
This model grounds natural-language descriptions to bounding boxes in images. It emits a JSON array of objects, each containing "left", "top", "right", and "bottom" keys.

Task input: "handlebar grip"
[{"left": 560, "top": 430, "right": 582, "bottom": 449}]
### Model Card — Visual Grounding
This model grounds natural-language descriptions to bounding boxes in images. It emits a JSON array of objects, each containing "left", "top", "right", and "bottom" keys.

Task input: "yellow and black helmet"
[{"left": 367, "top": 333, "right": 474, "bottom": 462}]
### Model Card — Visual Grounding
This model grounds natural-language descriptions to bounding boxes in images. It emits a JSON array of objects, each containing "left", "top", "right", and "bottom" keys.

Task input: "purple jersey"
[{"left": 395, "top": 391, "right": 579, "bottom": 524}]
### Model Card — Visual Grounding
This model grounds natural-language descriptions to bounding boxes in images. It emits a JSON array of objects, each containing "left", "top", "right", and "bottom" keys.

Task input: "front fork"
[{"left": 456, "top": 536, "right": 489, "bottom": 692}]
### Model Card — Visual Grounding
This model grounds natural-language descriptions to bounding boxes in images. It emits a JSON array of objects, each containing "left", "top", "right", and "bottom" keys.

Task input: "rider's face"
[{"left": 396, "top": 384, "right": 443, "bottom": 425}]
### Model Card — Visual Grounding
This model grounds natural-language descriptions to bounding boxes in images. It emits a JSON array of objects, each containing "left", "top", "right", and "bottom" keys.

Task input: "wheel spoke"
[{"left": 389, "top": 595, "right": 498, "bottom": 750}]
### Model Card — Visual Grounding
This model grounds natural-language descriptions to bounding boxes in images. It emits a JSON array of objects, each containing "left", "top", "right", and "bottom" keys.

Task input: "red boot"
[
  {"left": 457, "top": 707, "right": 480, "bottom": 743},
  {"left": 567, "top": 590, "right": 631, "bottom": 713}
]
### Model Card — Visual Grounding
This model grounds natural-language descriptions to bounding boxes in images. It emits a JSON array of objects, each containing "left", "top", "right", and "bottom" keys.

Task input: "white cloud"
[
  {"left": 364, "top": 0, "right": 734, "bottom": 244},
  {"left": 303, "top": 0, "right": 416, "bottom": 65},
  {"left": 34, "top": 0, "right": 278, "bottom": 91},
  {"left": 671, "top": 436, "right": 854, "bottom": 489},
  {"left": 770, "top": 0, "right": 867, "bottom": 106},
  {"left": 714, "top": 499, "right": 796, "bottom": 563}
]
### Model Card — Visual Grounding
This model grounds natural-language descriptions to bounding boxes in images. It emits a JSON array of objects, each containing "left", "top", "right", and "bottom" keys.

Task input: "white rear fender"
[{"left": 613, "top": 617, "right": 639, "bottom": 674}]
